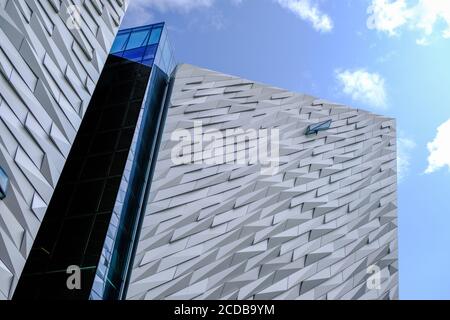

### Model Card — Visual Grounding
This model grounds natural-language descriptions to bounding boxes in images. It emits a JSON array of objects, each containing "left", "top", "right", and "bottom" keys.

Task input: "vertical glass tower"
[{"left": 14, "top": 23, "right": 175, "bottom": 300}]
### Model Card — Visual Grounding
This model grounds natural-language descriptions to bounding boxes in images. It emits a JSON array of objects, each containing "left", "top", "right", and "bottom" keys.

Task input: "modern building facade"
[
  {"left": 126, "top": 64, "right": 399, "bottom": 300},
  {"left": 0, "top": 10, "right": 398, "bottom": 300},
  {"left": 0, "top": 0, "right": 128, "bottom": 299}
]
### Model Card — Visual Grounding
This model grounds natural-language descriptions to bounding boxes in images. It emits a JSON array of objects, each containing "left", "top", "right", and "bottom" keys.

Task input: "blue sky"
[{"left": 122, "top": 0, "right": 450, "bottom": 299}]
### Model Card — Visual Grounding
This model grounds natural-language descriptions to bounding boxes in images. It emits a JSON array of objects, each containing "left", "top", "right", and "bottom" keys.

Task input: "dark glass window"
[
  {"left": 100, "top": 66, "right": 170, "bottom": 300},
  {"left": 305, "top": 119, "right": 332, "bottom": 135},
  {"left": 14, "top": 22, "right": 174, "bottom": 301},
  {"left": 13, "top": 55, "right": 152, "bottom": 300}
]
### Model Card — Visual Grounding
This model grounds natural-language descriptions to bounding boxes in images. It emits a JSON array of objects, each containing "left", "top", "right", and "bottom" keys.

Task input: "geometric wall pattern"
[
  {"left": 128, "top": 64, "right": 398, "bottom": 300},
  {"left": 0, "top": 0, "right": 127, "bottom": 299}
]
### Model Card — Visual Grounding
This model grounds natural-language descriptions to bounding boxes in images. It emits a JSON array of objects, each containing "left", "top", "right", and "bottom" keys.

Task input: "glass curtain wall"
[{"left": 14, "top": 23, "right": 175, "bottom": 300}]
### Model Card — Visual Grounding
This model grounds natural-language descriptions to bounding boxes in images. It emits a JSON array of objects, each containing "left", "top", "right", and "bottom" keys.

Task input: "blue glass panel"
[
  {"left": 143, "top": 45, "right": 157, "bottom": 60},
  {"left": 111, "top": 51, "right": 124, "bottom": 58},
  {"left": 127, "top": 25, "right": 152, "bottom": 32},
  {"left": 0, "top": 166, "right": 8, "bottom": 200},
  {"left": 148, "top": 27, "right": 162, "bottom": 45},
  {"left": 111, "top": 33, "right": 129, "bottom": 53},
  {"left": 126, "top": 30, "right": 150, "bottom": 50},
  {"left": 142, "top": 58, "right": 154, "bottom": 67},
  {"left": 122, "top": 46, "right": 146, "bottom": 62}
]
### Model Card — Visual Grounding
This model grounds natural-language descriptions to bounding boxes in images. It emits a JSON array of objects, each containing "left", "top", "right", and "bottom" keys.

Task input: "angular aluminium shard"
[
  {"left": 0, "top": 0, "right": 127, "bottom": 299},
  {"left": 127, "top": 64, "right": 399, "bottom": 300}
]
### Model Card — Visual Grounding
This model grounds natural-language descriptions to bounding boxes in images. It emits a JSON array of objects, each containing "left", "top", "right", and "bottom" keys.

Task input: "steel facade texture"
[{"left": 127, "top": 64, "right": 398, "bottom": 300}]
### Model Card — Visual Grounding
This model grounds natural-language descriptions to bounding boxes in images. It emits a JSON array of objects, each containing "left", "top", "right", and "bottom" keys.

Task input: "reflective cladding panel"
[{"left": 154, "top": 27, "right": 176, "bottom": 76}]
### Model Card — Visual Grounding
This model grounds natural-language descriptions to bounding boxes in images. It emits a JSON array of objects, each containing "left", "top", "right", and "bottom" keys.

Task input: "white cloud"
[
  {"left": 367, "top": 0, "right": 450, "bottom": 43},
  {"left": 276, "top": 0, "right": 333, "bottom": 32},
  {"left": 335, "top": 69, "right": 387, "bottom": 109},
  {"left": 398, "top": 136, "right": 416, "bottom": 181},
  {"left": 123, "top": 0, "right": 333, "bottom": 33},
  {"left": 425, "top": 118, "right": 450, "bottom": 174},
  {"left": 367, "top": 0, "right": 411, "bottom": 36}
]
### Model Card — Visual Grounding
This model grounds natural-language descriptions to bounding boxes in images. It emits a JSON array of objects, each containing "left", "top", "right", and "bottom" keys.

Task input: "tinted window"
[
  {"left": 111, "top": 33, "right": 129, "bottom": 53},
  {"left": 126, "top": 30, "right": 150, "bottom": 50}
]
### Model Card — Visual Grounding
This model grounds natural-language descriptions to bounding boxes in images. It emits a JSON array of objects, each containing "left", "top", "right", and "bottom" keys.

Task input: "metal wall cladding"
[{"left": 127, "top": 64, "right": 398, "bottom": 300}]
